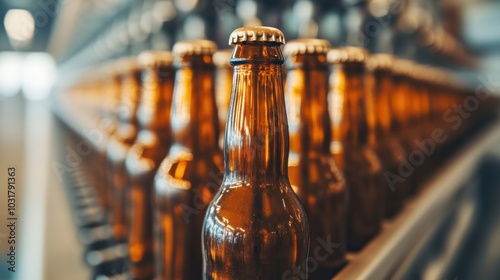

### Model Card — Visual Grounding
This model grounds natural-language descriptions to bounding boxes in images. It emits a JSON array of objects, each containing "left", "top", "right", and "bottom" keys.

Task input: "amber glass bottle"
[
  {"left": 284, "top": 39, "right": 348, "bottom": 278},
  {"left": 366, "top": 54, "right": 409, "bottom": 217},
  {"left": 327, "top": 47, "right": 384, "bottom": 251},
  {"left": 153, "top": 40, "right": 223, "bottom": 280},
  {"left": 202, "top": 27, "right": 310, "bottom": 279},
  {"left": 213, "top": 49, "right": 234, "bottom": 150},
  {"left": 391, "top": 59, "right": 424, "bottom": 194},
  {"left": 106, "top": 57, "right": 142, "bottom": 242},
  {"left": 125, "top": 51, "right": 175, "bottom": 280},
  {"left": 87, "top": 62, "right": 121, "bottom": 212}
]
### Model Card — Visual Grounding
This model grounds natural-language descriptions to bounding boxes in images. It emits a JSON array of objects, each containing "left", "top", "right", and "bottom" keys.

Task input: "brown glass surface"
[
  {"left": 285, "top": 49, "right": 348, "bottom": 277},
  {"left": 202, "top": 42, "right": 310, "bottom": 279},
  {"left": 391, "top": 73, "right": 424, "bottom": 194},
  {"left": 154, "top": 49, "right": 223, "bottom": 280},
  {"left": 367, "top": 69, "right": 410, "bottom": 217},
  {"left": 214, "top": 50, "right": 234, "bottom": 150},
  {"left": 328, "top": 63, "right": 384, "bottom": 251},
  {"left": 125, "top": 63, "right": 175, "bottom": 279},
  {"left": 90, "top": 69, "right": 120, "bottom": 213},
  {"left": 106, "top": 68, "right": 142, "bottom": 242}
]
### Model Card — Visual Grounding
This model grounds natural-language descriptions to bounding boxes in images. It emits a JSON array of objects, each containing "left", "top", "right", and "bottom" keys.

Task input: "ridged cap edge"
[{"left": 229, "top": 26, "right": 285, "bottom": 45}]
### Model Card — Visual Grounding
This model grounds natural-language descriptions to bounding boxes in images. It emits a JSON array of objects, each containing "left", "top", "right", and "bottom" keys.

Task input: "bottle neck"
[
  {"left": 390, "top": 75, "right": 410, "bottom": 132},
  {"left": 286, "top": 55, "right": 330, "bottom": 155},
  {"left": 215, "top": 66, "right": 233, "bottom": 131},
  {"left": 225, "top": 51, "right": 288, "bottom": 181},
  {"left": 371, "top": 70, "right": 394, "bottom": 139},
  {"left": 136, "top": 65, "right": 174, "bottom": 138},
  {"left": 328, "top": 63, "right": 368, "bottom": 151},
  {"left": 116, "top": 71, "right": 141, "bottom": 134},
  {"left": 170, "top": 58, "right": 219, "bottom": 153}
]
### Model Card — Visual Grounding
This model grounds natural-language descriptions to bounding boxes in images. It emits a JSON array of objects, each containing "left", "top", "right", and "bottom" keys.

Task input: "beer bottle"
[
  {"left": 410, "top": 63, "right": 434, "bottom": 191},
  {"left": 213, "top": 49, "right": 234, "bottom": 150},
  {"left": 391, "top": 59, "right": 424, "bottom": 194},
  {"left": 284, "top": 39, "right": 348, "bottom": 278},
  {"left": 106, "top": 57, "right": 142, "bottom": 242},
  {"left": 94, "top": 62, "right": 121, "bottom": 213},
  {"left": 366, "top": 54, "right": 410, "bottom": 217},
  {"left": 153, "top": 40, "right": 223, "bottom": 280},
  {"left": 125, "top": 50, "right": 175, "bottom": 280},
  {"left": 327, "top": 47, "right": 384, "bottom": 251},
  {"left": 202, "top": 26, "right": 310, "bottom": 279}
]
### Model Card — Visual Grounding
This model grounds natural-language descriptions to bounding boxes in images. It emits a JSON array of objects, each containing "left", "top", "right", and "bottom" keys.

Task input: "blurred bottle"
[
  {"left": 409, "top": 63, "right": 434, "bottom": 191},
  {"left": 125, "top": 51, "right": 175, "bottom": 280},
  {"left": 391, "top": 58, "right": 425, "bottom": 194},
  {"left": 327, "top": 47, "right": 384, "bottom": 251},
  {"left": 106, "top": 57, "right": 142, "bottom": 242},
  {"left": 203, "top": 26, "right": 310, "bottom": 279},
  {"left": 94, "top": 62, "right": 121, "bottom": 213},
  {"left": 213, "top": 49, "right": 233, "bottom": 150},
  {"left": 153, "top": 40, "right": 223, "bottom": 280},
  {"left": 366, "top": 54, "right": 409, "bottom": 217},
  {"left": 284, "top": 39, "right": 348, "bottom": 278}
]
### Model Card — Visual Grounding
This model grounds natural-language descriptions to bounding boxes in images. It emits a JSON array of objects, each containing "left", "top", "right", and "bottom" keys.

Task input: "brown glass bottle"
[
  {"left": 202, "top": 26, "right": 310, "bottom": 280},
  {"left": 284, "top": 39, "right": 348, "bottom": 278},
  {"left": 106, "top": 57, "right": 142, "bottom": 242},
  {"left": 366, "top": 54, "right": 410, "bottom": 217},
  {"left": 153, "top": 40, "right": 223, "bottom": 280},
  {"left": 125, "top": 51, "right": 175, "bottom": 280},
  {"left": 327, "top": 47, "right": 384, "bottom": 251},
  {"left": 213, "top": 49, "right": 234, "bottom": 150},
  {"left": 391, "top": 59, "right": 425, "bottom": 194},
  {"left": 93, "top": 62, "right": 121, "bottom": 212}
]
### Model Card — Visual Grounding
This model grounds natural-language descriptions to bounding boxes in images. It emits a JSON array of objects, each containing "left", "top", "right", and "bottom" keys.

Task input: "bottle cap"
[
  {"left": 283, "top": 39, "right": 331, "bottom": 56},
  {"left": 327, "top": 47, "right": 368, "bottom": 64},
  {"left": 138, "top": 50, "right": 173, "bottom": 67},
  {"left": 392, "top": 58, "right": 416, "bottom": 78},
  {"left": 172, "top": 40, "right": 217, "bottom": 56},
  {"left": 367, "top": 53, "right": 394, "bottom": 71},
  {"left": 213, "top": 49, "right": 233, "bottom": 67},
  {"left": 229, "top": 26, "right": 285, "bottom": 45},
  {"left": 115, "top": 56, "right": 141, "bottom": 74}
]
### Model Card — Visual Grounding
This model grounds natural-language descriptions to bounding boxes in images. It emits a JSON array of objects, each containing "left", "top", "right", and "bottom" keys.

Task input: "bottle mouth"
[
  {"left": 229, "top": 44, "right": 284, "bottom": 65},
  {"left": 230, "top": 57, "right": 284, "bottom": 65}
]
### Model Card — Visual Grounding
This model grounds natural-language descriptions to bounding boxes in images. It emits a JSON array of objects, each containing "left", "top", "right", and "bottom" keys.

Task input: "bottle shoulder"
[
  {"left": 339, "top": 146, "right": 383, "bottom": 175},
  {"left": 154, "top": 145, "right": 223, "bottom": 194},
  {"left": 205, "top": 180, "right": 308, "bottom": 232},
  {"left": 288, "top": 153, "right": 347, "bottom": 196}
]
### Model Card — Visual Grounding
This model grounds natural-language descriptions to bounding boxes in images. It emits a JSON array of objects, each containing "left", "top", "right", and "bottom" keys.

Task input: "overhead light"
[
  {"left": 4, "top": 9, "right": 35, "bottom": 49},
  {"left": 0, "top": 52, "right": 24, "bottom": 97},
  {"left": 22, "top": 53, "right": 57, "bottom": 101}
]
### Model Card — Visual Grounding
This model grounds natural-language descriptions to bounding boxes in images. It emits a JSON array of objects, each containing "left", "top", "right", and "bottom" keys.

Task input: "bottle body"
[
  {"left": 203, "top": 177, "right": 309, "bottom": 279},
  {"left": 368, "top": 68, "right": 410, "bottom": 217},
  {"left": 107, "top": 65, "right": 141, "bottom": 242},
  {"left": 126, "top": 61, "right": 174, "bottom": 279},
  {"left": 390, "top": 71, "right": 422, "bottom": 195},
  {"left": 284, "top": 45, "right": 348, "bottom": 277},
  {"left": 328, "top": 61, "right": 384, "bottom": 250},
  {"left": 155, "top": 147, "right": 223, "bottom": 279},
  {"left": 154, "top": 45, "right": 223, "bottom": 280}
]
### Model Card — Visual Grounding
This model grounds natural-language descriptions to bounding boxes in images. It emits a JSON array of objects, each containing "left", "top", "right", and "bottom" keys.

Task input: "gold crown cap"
[
  {"left": 283, "top": 39, "right": 331, "bottom": 56},
  {"left": 138, "top": 50, "right": 173, "bottom": 67},
  {"left": 367, "top": 53, "right": 394, "bottom": 71},
  {"left": 213, "top": 49, "right": 233, "bottom": 67},
  {"left": 172, "top": 40, "right": 217, "bottom": 56},
  {"left": 327, "top": 46, "right": 369, "bottom": 64},
  {"left": 229, "top": 26, "right": 285, "bottom": 45}
]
